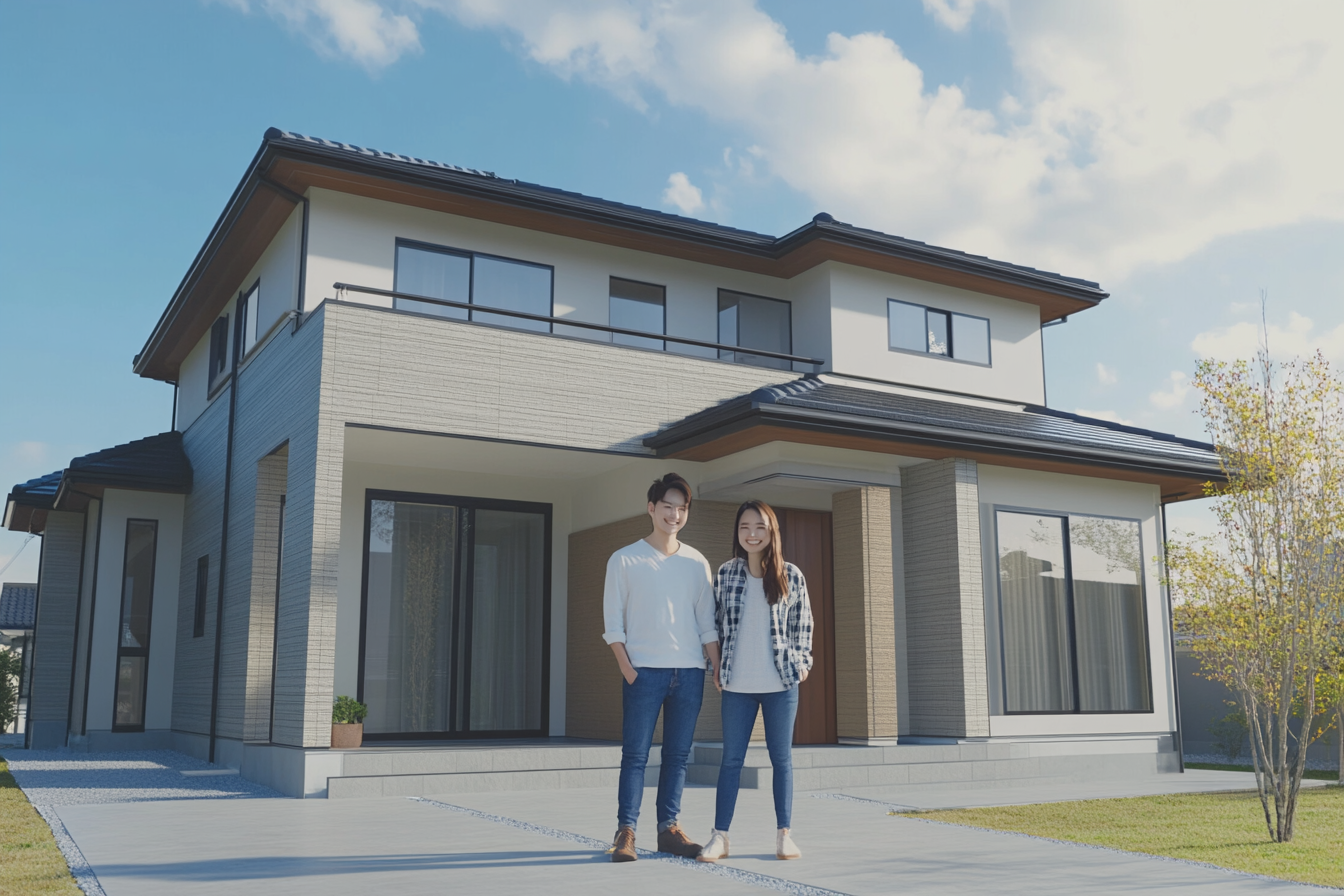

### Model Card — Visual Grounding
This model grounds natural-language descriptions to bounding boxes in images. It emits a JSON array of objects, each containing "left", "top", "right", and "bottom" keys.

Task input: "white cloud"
[
  {"left": 225, "top": 0, "right": 421, "bottom": 69},
  {"left": 10, "top": 441, "right": 49, "bottom": 465},
  {"left": 661, "top": 171, "right": 705, "bottom": 215},
  {"left": 228, "top": 0, "right": 1344, "bottom": 281},
  {"left": 1075, "top": 408, "right": 1135, "bottom": 426},
  {"left": 921, "top": 0, "right": 994, "bottom": 32},
  {"left": 1149, "top": 370, "right": 1191, "bottom": 409},
  {"left": 1191, "top": 310, "right": 1344, "bottom": 362},
  {"left": 1095, "top": 362, "right": 1117, "bottom": 385}
]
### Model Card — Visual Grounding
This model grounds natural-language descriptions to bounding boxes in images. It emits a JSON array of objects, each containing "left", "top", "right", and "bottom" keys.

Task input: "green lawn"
[
  {"left": 908, "top": 786, "right": 1344, "bottom": 889},
  {"left": 0, "top": 755, "right": 80, "bottom": 896}
]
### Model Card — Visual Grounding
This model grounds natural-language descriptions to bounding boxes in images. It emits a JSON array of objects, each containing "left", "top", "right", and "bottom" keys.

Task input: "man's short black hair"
[{"left": 647, "top": 472, "right": 692, "bottom": 508}]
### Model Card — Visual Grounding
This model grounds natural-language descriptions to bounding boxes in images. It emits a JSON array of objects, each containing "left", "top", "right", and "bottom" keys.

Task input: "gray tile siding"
[
  {"left": 29, "top": 511, "right": 86, "bottom": 734},
  {"left": 901, "top": 458, "right": 990, "bottom": 737}
]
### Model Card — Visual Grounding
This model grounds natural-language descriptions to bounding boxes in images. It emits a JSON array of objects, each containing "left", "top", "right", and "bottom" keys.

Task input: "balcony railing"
[{"left": 333, "top": 282, "right": 826, "bottom": 372}]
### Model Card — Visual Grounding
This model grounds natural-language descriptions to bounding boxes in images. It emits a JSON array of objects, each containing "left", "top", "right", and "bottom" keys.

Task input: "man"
[{"left": 603, "top": 472, "right": 721, "bottom": 863}]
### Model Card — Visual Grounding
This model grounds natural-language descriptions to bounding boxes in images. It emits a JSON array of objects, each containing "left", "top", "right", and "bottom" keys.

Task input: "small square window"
[
  {"left": 718, "top": 290, "right": 792, "bottom": 370},
  {"left": 208, "top": 316, "right": 230, "bottom": 388}
]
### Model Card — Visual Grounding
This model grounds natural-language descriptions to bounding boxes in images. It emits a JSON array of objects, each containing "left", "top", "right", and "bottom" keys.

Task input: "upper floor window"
[
  {"left": 888, "top": 299, "right": 991, "bottom": 366},
  {"left": 394, "top": 240, "right": 553, "bottom": 333},
  {"left": 208, "top": 315, "right": 230, "bottom": 390},
  {"left": 609, "top": 277, "right": 665, "bottom": 350},
  {"left": 718, "top": 289, "right": 792, "bottom": 370},
  {"left": 239, "top": 281, "right": 260, "bottom": 357}
]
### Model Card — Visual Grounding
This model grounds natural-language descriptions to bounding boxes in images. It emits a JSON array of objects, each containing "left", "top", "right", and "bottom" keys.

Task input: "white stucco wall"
[
  {"left": 828, "top": 263, "right": 1046, "bottom": 405},
  {"left": 176, "top": 206, "right": 303, "bottom": 432},
  {"left": 975, "top": 464, "right": 1174, "bottom": 737},
  {"left": 85, "top": 489, "right": 185, "bottom": 734},
  {"left": 304, "top": 189, "right": 835, "bottom": 369}
]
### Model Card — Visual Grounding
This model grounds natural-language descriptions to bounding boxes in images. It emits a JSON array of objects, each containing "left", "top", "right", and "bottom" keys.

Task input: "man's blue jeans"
[
  {"left": 617, "top": 666, "right": 704, "bottom": 831},
  {"left": 715, "top": 686, "right": 799, "bottom": 830}
]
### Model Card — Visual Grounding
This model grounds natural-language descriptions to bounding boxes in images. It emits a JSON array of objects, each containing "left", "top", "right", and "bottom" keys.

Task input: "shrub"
[
  {"left": 332, "top": 695, "right": 367, "bottom": 725},
  {"left": 1208, "top": 709, "right": 1249, "bottom": 763}
]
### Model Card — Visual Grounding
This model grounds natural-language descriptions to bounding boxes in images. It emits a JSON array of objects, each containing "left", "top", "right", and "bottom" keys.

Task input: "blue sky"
[{"left": 2, "top": 0, "right": 1342, "bottom": 586}]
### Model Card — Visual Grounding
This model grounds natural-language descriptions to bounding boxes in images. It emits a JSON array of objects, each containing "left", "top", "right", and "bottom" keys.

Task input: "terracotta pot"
[{"left": 331, "top": 722, "right": 363, "bottom": 749}]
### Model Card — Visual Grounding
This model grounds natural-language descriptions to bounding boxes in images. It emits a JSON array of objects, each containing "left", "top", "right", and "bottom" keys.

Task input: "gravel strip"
[
  {"left": 2, "top": 749, "right": 284, "bottom": 806},
  {"left": 1184, "top": 753, "right": 1340, "bottom": 773},
  {"left": 33, "top": 804, "right": 108, "bottom": 896}
]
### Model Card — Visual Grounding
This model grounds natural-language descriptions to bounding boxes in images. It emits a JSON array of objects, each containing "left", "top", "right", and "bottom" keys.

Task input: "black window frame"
[
  {"left": 887, "top": 298, "right": 992, "bottom": 367},
  {"left": 238, "top": 279, "right": 261, "bottom": 360},
  {"left": 608, "top": 276, "right": 667, "bottom": 351},
  {"left": 393, "top": 238, "right": 555, "bottom": 333},
  {"left": 112, "top": 518, "right": 158, "bottom": 733},
  {"left": 192, "top": 555, "right": 209, "bottom": 639},
  {"left": 357, "top": 488, "right": 553, "bottom": 741},
  {"left": 716, "top": 288, "right": 794, "bottom": 370},
  {"left": 992, "top": 506, "right": 1154, "bottom": 716},
  {"left": 207, "top": 315, "right": 231, "bottom": 392}
]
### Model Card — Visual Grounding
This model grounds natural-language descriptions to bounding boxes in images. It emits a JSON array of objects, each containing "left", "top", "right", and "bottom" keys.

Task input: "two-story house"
[{"left": 6, "top": 129, "right": 1221, "bottom": 798}]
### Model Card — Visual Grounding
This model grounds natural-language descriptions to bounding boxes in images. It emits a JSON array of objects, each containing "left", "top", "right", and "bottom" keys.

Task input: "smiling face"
[
  {"left": 647, "top": 488, "right": 690, "bottom": 538},
  {"left": 736, "top": 507, "right": 770, "bottom": 557}
]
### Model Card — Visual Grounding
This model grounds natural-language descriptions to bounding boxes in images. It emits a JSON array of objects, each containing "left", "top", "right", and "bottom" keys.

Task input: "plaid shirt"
[{"left": 714, "top": 557, "right": 814, "bottom": 689}]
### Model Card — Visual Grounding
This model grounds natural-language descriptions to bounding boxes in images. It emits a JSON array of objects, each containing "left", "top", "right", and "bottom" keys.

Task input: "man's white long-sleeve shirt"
[{"left": 602, "top": 539, "right": 717, "bottom": 668}]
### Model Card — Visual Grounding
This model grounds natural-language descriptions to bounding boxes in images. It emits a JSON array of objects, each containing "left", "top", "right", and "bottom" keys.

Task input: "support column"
[
  {"left": 28, "top": 511, "right": 85, "bottom": 748},
  {"left": 902, "top": 458, "right": 990, "bottom": 738},
  {"left": 832, "top": 487, "right": 897, "bottom": 742}
]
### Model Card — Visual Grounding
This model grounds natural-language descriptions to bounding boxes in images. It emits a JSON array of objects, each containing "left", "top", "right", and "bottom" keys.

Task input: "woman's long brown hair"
[{"left": 732, "top": 500, "right": 787, "bottom": 605}]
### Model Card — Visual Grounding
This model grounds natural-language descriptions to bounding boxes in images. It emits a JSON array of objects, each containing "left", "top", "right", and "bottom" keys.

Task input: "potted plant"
[{"left": 331, "top": 695, "right": 367, "bottom": 749}]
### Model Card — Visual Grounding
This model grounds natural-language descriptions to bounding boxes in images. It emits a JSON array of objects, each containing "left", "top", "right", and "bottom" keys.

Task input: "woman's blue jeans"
[
  {"left": 715, "top": 686, "right": 798, "bottom": 831},
  {"left": 617, "top": 667, "right": 704, "bottom": 831}
]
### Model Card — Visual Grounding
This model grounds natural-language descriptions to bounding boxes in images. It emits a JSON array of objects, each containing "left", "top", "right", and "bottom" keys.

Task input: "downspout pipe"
[
  {"left": 1161, "top": 503, "right": 1185, "bottom": 772},
  {"left": 207, "top": 303, "right": 244, "bottom": 765}
]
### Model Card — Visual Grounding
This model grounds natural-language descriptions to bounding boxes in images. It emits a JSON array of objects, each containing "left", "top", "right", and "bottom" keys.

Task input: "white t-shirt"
[
  {"left": 724, "top": 574, "right": 786, "bottom": 693},
  {"left": 602, "top": 539, "right": 717, "bottom": 669}
]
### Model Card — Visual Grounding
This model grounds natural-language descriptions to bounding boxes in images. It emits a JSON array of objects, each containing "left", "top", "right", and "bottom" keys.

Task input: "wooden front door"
[{"left": 777, "top": 508, "right": 837, "bottom": 744}]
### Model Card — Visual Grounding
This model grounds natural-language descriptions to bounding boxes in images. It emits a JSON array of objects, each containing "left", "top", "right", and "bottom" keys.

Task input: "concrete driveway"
[{"left": 7, "top": 750, "right": 1332, "bottom": 895}]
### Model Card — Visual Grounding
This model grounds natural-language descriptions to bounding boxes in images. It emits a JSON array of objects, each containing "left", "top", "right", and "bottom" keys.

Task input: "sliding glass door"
[{"left": 359, "top": 491, "right": 550, "bottom": 739}]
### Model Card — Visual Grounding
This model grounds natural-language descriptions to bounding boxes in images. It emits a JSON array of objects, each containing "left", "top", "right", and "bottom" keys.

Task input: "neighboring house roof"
[
  {"left": 133, "top": 128, "right": 1110, "bottom": 382},
  {"left": 646, "top": 377, "right": 1223, "bottom": 502},
  {"left": 3, "top": 432, "right": 193, "bottom": 534},
  {"left": 0, "top": 583, "right": 37, "bottom": 632}
]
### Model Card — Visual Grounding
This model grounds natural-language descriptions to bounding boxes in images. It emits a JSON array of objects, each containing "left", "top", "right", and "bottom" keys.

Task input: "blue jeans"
[
  {"left": 715, "top": 686, "right": 798, "bottom": 831},
  {"left": 618, "top": 666, "right": 705, "bottom": 831}
]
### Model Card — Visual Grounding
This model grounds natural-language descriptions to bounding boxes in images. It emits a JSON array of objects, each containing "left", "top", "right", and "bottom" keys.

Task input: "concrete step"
[
  {"left": 687, "top": 740, "right": 1181, "bottom": 791},
  {"left": 327, "top": 743, "right": 661, "bottom": 799}
]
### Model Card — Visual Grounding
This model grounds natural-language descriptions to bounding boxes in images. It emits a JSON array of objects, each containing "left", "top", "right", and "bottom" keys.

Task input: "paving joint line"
[{"left": 410, "top": 796, "right": 854, "bottom": 896}]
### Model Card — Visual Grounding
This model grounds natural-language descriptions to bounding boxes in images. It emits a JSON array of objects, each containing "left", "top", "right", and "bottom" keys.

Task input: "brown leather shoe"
[
  {"left": 656, "top": 823, "right": 702, "bottom": 858},
  {"left": 611, "top": 826, "right": 637, "bottom": 863}
]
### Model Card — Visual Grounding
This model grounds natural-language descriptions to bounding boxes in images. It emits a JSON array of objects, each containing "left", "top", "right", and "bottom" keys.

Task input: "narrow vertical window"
[
  {"left": 240, "top": 282, "right": 260, "bottom": 356},
  {"left": 193, "top": 556, "right": 209, "bottom": 638},
  {"left": 208, "top": 316, "right": 230, "bottom": 388},
  {"left": 717, "top": 289, "right": 792, "bottom": 370},
  {"left": 114, "top": 520, "right": 158, "bottom": 731},
  {"left": 609, "top": 277, "right": 665, "bottom": 350}
]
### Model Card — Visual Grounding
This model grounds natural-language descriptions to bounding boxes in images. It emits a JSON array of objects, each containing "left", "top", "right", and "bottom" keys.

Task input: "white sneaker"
[
  {"left": 776, "top": 828, "right": 801, "bottom": 860},
  {"left": 697, "top": 829, "right": 730, "bottom": 863}
]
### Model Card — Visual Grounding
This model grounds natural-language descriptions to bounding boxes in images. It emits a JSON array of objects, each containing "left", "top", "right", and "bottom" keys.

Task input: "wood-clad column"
[
  {"left": 901, "top": 458, "right": 990, "bottom": 738},
  {"left": 831, "top": 487, "right": 898, "bottom": 742}
]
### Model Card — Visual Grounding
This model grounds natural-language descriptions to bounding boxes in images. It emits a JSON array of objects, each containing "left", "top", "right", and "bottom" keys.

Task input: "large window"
[
  {"left": 718, "top": 289, "right": 792, "bottom": 370},
  {"left": 394, "top": 240, "right": 553, "bottom": 333},
  {"left": 114, "top": 520, "right": 158, "bottom": 731},
  {"left": 995, "top": 510, "right": 1152, "bottom": 714},
  {"left": 889, "top": 299, "right": 991, "bottom": 365},
  {"left": 360, "top": 491, "right": 550, "bottom": 739},
  {"left": 609, "top": 277, "right": 665, "bottom": 350}
]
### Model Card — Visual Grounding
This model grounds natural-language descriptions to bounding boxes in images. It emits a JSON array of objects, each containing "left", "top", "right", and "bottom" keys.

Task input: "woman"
[{"left": 698, "top": 500, "right": 813, "bottom": 863}]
